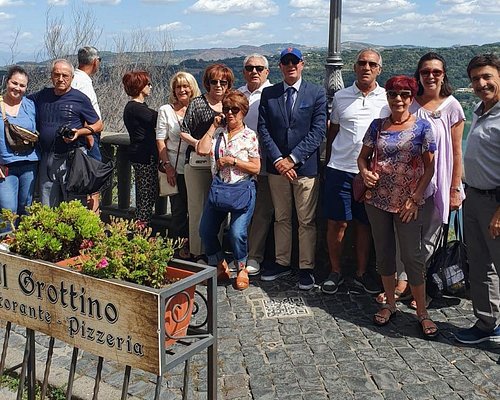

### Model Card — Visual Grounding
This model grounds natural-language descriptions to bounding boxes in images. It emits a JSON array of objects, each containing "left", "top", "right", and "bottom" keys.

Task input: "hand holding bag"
[
  {"left": 1, "top": 97, "right": 38, "bottom": 154},
  {"left": 207, "top": 133, "right": 253, "bottom": 213},
  {"left": 66, "top": 147, "right": 114, "bottom": 195},
  {"left": 426, "top": 211, "right": 468, "bottom": 298},
  {"left": 352, "top": 119, "right": 382, "bottom": 202},
  {"left": 158, "top": 107, "right": 182, "bottom": 197}
]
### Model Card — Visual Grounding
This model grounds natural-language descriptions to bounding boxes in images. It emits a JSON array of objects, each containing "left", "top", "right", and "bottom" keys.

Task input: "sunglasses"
[
  {"left": 97, "top": 57, "right": 102, "bottom": 62},
  {"left": 244, "top": 65, "right": 266, "bottom": 72},
  {"left": 280, "top": 56, "right": 301, "bottom": 65},
  {"left": 386, "top": 90, "right": 412, "bottom": 100},
  {"left": 222, "top": 106, "right": 241, "bottom": 114},
  {"left": 147, "top": 82, "right": 152, "bottom": 87},
  {"left": 419, "top": 69, "right": 444, "bottom": 78},
  {"left": 356, "top": 60, "right": 380, "bottom": 69},
  {"left": 209, "top": 79, "right": 228, "bottom": 86}
]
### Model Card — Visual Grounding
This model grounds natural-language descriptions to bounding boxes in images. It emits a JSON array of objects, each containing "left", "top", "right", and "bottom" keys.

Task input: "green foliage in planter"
[
  {"left": 1, "top": 201, "right": 104, "bottom": 263},
  {"left": 80, "top": 218, "right": 182, "bottom": 289}
]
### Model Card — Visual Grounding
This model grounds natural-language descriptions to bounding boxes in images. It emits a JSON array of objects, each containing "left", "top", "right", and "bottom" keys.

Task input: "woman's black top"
[
  {"left": 123, "top": 100, "right": 158, "bottom": 164},
  {"left": 181, "top": 94, "right": 217, "bottom": 162}
]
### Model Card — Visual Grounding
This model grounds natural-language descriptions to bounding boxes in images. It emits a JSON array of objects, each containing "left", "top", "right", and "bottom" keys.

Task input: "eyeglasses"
[
  {"left": 356, "top": 60, "right": 380, "bottom": 69},
  {"left": 280, "top": 56, "right": 300, "bottom": 65},
  {"left": 147, "top": 82, "right": 152, "bottom": 88},
  {"left": 222, "top": 106, "right": 241, "bottom": 114},
  {"left": 419, "top": 69, "right": 444, "bottom": 77},
  {"left": 244, "top": 65, "right": 266, "bottom": 72},
  {"left": 386, "top": 90, "right": 413, "bottom": 100},
  {"left": 97, "top": 57, "right": 102, "bottom": 62},
  {"left": 209, "top": 79, "right": 228, "bottom": 86}
]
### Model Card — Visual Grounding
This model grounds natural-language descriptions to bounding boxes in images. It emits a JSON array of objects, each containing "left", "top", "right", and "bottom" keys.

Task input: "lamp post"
[{"left": 325, "top": 0, "right": 344, "bottom": 111}]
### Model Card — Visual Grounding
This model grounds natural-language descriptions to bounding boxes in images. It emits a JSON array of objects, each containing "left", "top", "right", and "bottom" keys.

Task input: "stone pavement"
[{"left": 1, "top": 270, "right": 499, "bottom": 399}]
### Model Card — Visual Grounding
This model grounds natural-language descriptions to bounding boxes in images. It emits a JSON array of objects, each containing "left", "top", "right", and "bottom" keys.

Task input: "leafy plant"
[
  {"left": 2, "top": 201, "right": 104, "bottom": 263},
  {"left": 79, "top": 218, "right": 183, "bottom": 288}
]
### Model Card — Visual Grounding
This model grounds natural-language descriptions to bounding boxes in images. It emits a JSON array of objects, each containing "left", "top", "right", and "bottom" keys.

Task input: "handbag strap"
[
  {"left": 0, "top": 97, "right": 8, "bottom": 123},
  {"left": 171, "top": 105, "right": 184, "bottom": 171},
  {"left": 453, "top": 210, "right": 464, "bottom": 242},
  {"left": 371, "top": 118, "right": 384, "bottom": 172}
]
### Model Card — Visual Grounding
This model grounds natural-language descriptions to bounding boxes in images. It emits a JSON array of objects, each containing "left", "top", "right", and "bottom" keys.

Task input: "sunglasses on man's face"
[
  {"left": 222, "top": 106, "right": 241, "bottom": 114},
  {"left": 280, "top": 57, "right": 300, "bottom": 66},
  {"left": 356, "top": 60, "right": 380, "bottom": 69},
  {"left": 209, "top": 79, "right": 228, "bottom": 86},
  {"left": 244, "top": 65, "right": 266, "bottom": 73},
  {"left": 386, "top": 90, "right": 412, "bottom": 100}
]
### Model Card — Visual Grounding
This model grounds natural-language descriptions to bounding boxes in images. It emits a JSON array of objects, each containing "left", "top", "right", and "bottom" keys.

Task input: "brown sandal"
[
  {"left": 418, "top": 314, "right": 439, "bottom": 339},
  {"left": 235, "top": 268, "right": 249, "bottom": 290},
  {"left": 373, "top": 304, "right": 397, "bottom": 326},
  {"left": 217, "top": 259, "right": 231, "bottom": 281}
]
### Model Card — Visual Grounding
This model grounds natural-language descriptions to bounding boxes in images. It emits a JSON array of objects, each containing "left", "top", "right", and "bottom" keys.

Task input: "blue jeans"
[
  {"left": 0, "top": 161, "right": 38, "bottom": 232},
  {"left": 199, "top": 181, "right": 256, "bottom": 266}
]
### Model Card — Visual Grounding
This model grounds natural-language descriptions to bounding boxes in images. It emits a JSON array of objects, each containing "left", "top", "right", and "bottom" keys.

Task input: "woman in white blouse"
[{"left": 156, "top": 72, "right": 200, "bottom": 257}]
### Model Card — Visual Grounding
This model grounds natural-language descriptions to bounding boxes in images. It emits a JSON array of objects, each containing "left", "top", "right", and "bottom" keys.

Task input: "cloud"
[
  {"left": 156, "top": 21, "right": 189, "bottom": 32},
  {"left": 47, "top": 0, "right": 68, "bottom": 5},
  {"left": 142, "top": 0, "right": 179, "bottom": 3},
  {"left": 0, "top": 0, "right": 24, "bottom": 5},
  {"left": 0, "top": 12, "right": 13, "bottom": 20},
  {"left": 83, "top": 0, "right": 121, "bottom": 4},
  {"left": 188, "top": 0, "right": 279, "bottom": 16},
  {"left": 346, "top": 0, "right": 416, "bottom": 15},
  {"left": 241, "top": 22, "right": 264, "bottom": 30},
  {"left": 439, "top": 0, "right": 500, "bottom": 14}
]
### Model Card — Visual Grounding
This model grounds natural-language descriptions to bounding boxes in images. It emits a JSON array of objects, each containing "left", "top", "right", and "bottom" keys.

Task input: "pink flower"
[
  {"left": 80, "top": 239, "right": 94, "bottom": 249},
  {"left": 96, "top": 258, "right": 109, "bottom": 270}
]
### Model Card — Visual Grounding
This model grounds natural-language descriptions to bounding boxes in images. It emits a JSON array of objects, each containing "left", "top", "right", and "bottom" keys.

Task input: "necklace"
[{"left": 390, "top": 113, "right": 412, "bottom": 125}]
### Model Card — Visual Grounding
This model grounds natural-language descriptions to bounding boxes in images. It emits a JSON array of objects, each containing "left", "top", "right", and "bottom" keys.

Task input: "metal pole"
[{"left": 325, "top": 0, "right": 344, "bottom": 111}]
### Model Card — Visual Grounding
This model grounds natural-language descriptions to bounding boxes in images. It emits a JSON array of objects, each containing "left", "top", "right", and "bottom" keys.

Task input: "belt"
[{"left": 468, "top": 186, "right": 496, "bottom": 196}]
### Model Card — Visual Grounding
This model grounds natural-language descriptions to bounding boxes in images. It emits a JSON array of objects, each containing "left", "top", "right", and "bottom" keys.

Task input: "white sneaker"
[{"left": 246, "top": 259, "right": 261, "bottom": 276}]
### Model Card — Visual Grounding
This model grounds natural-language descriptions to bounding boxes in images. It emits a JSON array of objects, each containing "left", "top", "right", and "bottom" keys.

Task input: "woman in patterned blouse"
[
  {"left": 180, "top": 64, "right": 234, "bottom": 262},
  {"left": 197, "top": 91, "right": 260, "bottom": 290},
  {"left": 358, "top": 75, "right": 438, "bottom": 338}
]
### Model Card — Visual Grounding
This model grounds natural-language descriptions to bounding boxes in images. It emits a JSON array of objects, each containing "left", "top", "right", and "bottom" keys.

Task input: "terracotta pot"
[{"left": 164, "top": 266, "right": 196, "bottom": 346}]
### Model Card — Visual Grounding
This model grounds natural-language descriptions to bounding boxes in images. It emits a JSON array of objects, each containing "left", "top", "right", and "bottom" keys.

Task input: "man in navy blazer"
[{"left": 258, "top": 47, "right": 327, "bottom": 290}]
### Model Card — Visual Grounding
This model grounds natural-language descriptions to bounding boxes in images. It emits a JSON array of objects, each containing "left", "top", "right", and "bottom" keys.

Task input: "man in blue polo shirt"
[{"left": 29, "top": 59, "right": 103, "bottom": 207}]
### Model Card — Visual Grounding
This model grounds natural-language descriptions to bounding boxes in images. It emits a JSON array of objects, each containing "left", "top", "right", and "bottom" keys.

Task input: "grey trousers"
[
  {"left": 464, "top": 189, "right": 500, "bottom": 332},
  {"left": 366, "top": 201, "right": 434, "bottom": 286}
]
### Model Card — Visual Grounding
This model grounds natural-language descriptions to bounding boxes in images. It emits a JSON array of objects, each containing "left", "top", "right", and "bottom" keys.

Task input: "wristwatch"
[
  {"left": 450, "top": 186, "right": 461, "bottom": 192},
  {"left": 233, "top": 158, "right": 237, "bottom": 166}
]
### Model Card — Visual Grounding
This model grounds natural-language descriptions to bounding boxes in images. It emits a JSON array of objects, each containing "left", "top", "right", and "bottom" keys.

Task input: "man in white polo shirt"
[
  {"left": 238, "top": 54, "right": 272, "bottom": 275},
  {"left": 322, "top": 48, "right": 389, "bottom": 295}
]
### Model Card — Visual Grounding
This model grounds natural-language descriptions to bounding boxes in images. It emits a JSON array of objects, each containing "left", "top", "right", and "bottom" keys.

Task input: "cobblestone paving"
[{"left": 1, "top": 271, "right": 499, "bottom": 399}]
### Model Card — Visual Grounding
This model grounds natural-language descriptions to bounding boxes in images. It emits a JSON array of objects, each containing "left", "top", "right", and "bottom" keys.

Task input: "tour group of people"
[{"left": 0, "top": 46, "right": 498, "bottom": 344}]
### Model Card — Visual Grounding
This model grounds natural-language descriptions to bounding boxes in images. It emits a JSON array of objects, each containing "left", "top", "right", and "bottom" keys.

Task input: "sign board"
[{"left": 0, "top": 251, "right": 163, "bottom": 375}]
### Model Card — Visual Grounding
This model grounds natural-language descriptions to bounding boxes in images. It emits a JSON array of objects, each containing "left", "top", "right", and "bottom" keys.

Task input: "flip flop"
[
  {"left": 418, "top": 315, "right": 439, "bottom": 339},
  {"left": 235, "top": 268, "right": 249, "bottom": 290},
  {"left": 373, "top": 303, "right": 397, "bottom": 326}
]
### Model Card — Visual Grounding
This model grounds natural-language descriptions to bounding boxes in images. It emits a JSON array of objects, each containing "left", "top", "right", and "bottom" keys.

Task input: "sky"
[{"left": 0, "top": 0, "right": 499, "bottom": 63}]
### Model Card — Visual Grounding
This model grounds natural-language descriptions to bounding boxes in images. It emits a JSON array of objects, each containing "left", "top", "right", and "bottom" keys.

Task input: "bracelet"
[
  {"left": 86, "top": 126, "right": 95, "bottom": 134},
  {"left": 450, "top": 186, "right": 461, "bottom": 192},
  {"left": 410, "top": 194, "right": 425, "bottom": 206}
]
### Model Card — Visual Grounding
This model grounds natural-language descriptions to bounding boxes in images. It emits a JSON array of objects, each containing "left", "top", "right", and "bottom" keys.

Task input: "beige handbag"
[
  {"left": 158, "top": 107, "right": 182, "bottom": 197},
  {"left": 188, "top": 152, "right": 210, "bottom": 169}
]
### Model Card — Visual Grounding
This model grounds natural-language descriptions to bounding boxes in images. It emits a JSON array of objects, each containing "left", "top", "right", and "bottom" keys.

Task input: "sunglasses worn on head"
[
  {"left": 419, "top": 69, "right": 444, "bottom": 78},
  {"left": 356, "top": 60, "right": 380, "bottom": 69},
  {"left": 281, "top": 56, "right": 300, "bottom": 65},
  {"left": 210, "top": 79, "right": 228, "bottom": 86},
  {"left": 387, "top": 90, "right": 412, "bottom": 100},
  {"left": 222, "top": 106, "right": 240, "bottom": 114},
  {"left": 245, "top": 65, "right": 266, "bottom": 72}
]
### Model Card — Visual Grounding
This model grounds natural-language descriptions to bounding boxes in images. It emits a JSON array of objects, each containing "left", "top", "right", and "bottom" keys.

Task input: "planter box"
[{"left": 0, "top": 250, "right": 215, "bottom": 375}]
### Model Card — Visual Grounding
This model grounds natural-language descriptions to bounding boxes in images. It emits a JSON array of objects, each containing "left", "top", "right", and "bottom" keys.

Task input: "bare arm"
[
  {"left": 217, "top": 156, "right": 261, "bottom": 175},
  {"left": 450, "top": 119, "right": 465, "bottom": 209},
  {"left": 325, "top": 123, "right": 340, "bottom": 165}
]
